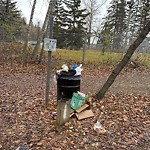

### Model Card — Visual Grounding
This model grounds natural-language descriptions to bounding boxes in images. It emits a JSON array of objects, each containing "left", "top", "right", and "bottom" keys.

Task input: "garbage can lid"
[{"left": 59, "top": 70, "right": 76, "bottom": 77}]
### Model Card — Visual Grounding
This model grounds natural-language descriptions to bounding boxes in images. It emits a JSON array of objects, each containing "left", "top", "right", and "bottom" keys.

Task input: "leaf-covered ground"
[{"left": 0, "top": 65, "right": 150, "bottom": 150}]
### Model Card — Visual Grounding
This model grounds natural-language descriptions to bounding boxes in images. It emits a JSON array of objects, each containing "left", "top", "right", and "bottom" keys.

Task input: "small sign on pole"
[{"left": 44, "top": 38, "right": 57, "bottom": 52}]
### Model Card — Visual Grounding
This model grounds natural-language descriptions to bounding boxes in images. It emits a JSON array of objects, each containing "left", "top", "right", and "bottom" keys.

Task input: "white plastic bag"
[
  {"left": 94, "top": 121, "right": 107, "bottom": 134},
  {"left": 75, "top": 64, "right": 83, "bottom": 76}
]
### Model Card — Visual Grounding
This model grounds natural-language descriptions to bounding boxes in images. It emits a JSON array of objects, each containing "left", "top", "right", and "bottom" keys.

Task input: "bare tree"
[
  {"left": 23, "top": 0, "right": 37, "bottom": 52},
  {"left": 96, "top": 20, "right": 150, "bottom": 99},
  {"left": 83, "top": 0, "right": 107, "bottom": 49},
  {"left": 38, "top": 15, "right": 51, "bottom": 64},
  {"left": 31, "top": 0, "right": 57, "bottom": 61}
]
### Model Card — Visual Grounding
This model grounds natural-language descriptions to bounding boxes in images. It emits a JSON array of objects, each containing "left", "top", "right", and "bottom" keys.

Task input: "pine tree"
[
  {"left": 136, "top": 0, "right": 150, "bottom": 33},
  {"left": 53, "top": 0, "right": 68, "bottom": 48},
  {"left": 0, "top": 0, "right": 22, "bottom": 41},
  {"left": 101, "top": 0, "right": 126, "bottom": 50},
  {"left": 64, "top": 0, "right": 89, "bottom": 49},
  {"left": 124, "top": 0, "right": 150, "bottom": 47},
  {"left": 54, "top": 0, "right": 89, "bottom": 50}
]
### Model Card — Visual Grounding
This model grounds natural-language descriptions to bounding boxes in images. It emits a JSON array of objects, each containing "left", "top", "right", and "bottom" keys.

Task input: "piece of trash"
[
  {"left": 51, "top": 112, "right": 57, "bottom": 117},
  {"left": 56, "top": 63, "right": 83, "bottom": 77},
  {"left": 75, "top": 104, "right": 90, "bottom": 113},
  {"left": 70, "top": 100, "right": 94, "bottom": 120},
  {"left": 70, "top": 92, "right": 87, "bottom": 110},
  {"left": 61, "top": 64, "right": 69, "bottom": 72},
  {"left": 77, "top": 91, "right": 86, "bottom": 97},
  {"left": 16, "top": 146, "right": 29, "bottom": 150},
  {"left": 70, "top": 108, "right": 75, "bottom": 117},
  {"left": 71, "top": 64, "right": 78, "bottom": 70},
  {"left": 94, "top": 121, "right": 107, "bottom": 134},
  {"left": 74, "top": 64, "right": 83, "bottom": 76},
  {"left": 69, "top": 126, "right": 74, "bottom": 130},
  {"left": 75, "top": 109, "right": 94, "bottom": 120}
]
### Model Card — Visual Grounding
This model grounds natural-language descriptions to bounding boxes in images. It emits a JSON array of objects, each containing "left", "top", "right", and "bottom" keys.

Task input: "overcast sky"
[{"left": 16, "top": 0, "right": 111, "bottom": 25}]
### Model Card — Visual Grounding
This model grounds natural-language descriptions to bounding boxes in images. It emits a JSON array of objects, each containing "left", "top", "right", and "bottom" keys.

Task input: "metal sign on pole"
[{"left": 44, "top": 38, "right": 57, "bottom": 52}]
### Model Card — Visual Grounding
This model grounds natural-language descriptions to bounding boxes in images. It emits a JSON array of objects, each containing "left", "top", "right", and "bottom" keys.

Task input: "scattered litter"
[
  {"left": 16, "top": 146, "right": 29, "bottom": 150},
  {"left": 76, "top": 109, "right": 94, "bottom": 120},
  {"left": 70, "top": 108, "right": 75, "bottom": 117},
  {"left": 69, "top": 126, "right": 74, "bottom": 130},
  {"left": 75, "top": 104, "right": 89, "bottom": 113},
  {"left": 51, "top": 112, "right": 57, "bottom": 117},
  {"left": 94, "top": 121, "right": 107, "bottom": 134},
  {"left": 70, "top": 102, "right": 94, "bottom": 120},
  {"left": 70, "top": 92, "right": 87, "bottom": 110}
]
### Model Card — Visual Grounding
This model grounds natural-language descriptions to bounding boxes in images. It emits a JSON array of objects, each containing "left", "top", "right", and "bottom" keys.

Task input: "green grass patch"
[
  {"left": 1, "top": 44, "right": 150, "bottom": 69},
  {"left": 52, "top": 49, "right": 150, "bottom": 69},
  {"left": 131, "top": 53, "right": 150, "bottom": 68},
  {"left": 53, "top": 49, "right": 123, "bottom": 68}
]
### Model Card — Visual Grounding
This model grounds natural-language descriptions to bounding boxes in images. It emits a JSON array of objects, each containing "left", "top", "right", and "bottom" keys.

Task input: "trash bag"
[{"left": 59, "top": 70, "right": 76, "bottom": 77}]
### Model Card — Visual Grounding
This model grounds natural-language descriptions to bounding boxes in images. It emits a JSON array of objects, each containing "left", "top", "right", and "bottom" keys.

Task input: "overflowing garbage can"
[
  {"left": 56, "top": 71, "right": 81, "bottom": 100},
  {"left": 55, "top": 64, "right": 85, "bottom": 129}
]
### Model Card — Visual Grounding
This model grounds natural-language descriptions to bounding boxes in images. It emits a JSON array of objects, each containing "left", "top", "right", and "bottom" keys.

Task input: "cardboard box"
[
  {"left": 70, "top": 103, "right": 94, "bottom": 120},
  {"left": 75, "top": 110, "right": 94, "bottom": 120},
  {"left": 75, "top": 104, "right": 89, "bottom": 113}
]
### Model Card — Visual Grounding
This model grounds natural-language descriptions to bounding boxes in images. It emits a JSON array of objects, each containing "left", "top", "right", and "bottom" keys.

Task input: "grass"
[
  {"left": 53, "top": 49, "right": 123, "bottom": 68},
  {"left": 52, "top": 49, "right": 150, "bottom": 68},
  {"left": 0, "top": 42, "right": 150, "bottom": 69},
  {"left": 132, "top": 53, "right": 150, "bottom": 68}
]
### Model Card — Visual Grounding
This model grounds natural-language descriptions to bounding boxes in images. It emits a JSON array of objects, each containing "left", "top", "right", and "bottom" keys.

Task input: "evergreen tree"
[
  {"left": 0, "top": 0, "right": 22, "bottom": 41},
  {"left": 64, "top": 0, "right": 89, "bottom": 49},
  {"left": 53, "top": 0, "right": 68, "bottom": 48},
  {"left": 123, "top": 0, "right": 150, "bottom": 47},
  {"left": 54, "top": 0, "right": 89, "bottom": 49},
  {"left": 99, "top": 0, "right": 150, "bottom": 51},
  {"left": 135, "top": 0, "right": 150, "bottom": 34},
  {"left": 100, "top": 0, "right": 126, "bottom": 50}
]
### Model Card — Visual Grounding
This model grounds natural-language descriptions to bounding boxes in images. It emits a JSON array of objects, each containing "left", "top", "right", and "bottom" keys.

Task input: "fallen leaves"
[{"left": 0, "top": 67, "right": 150, "bottom": 150}]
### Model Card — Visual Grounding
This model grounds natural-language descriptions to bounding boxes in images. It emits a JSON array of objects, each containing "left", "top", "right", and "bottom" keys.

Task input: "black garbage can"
[{"left": 56, "top": 72, "right": 81, "bottom": 100}]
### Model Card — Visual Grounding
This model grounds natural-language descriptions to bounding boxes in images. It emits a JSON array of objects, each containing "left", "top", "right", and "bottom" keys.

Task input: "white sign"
[{"left": 44, "top": 38, "right": 57, "bottom": 52}]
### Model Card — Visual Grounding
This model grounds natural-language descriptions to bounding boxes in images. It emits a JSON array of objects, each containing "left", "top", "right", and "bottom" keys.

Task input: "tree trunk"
[
  {"left": 38, "top": 39, "right": 45, "bottom": 64},
  {"left": 31, "top": 0, "right": 57, "bottom": 61},
  {"left": 96, "top": 20, "right": 150, "bottom": 99},
  {"left": 23, "top": 0, "right": 37, "bottom": 53},
  {"left": 38, "top": 17, "right": 50, "bottom": 64}
]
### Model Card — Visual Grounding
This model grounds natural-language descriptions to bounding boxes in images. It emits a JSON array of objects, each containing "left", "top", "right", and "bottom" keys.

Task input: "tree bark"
[
  {"left": 23, "top": 0, "right": 37, "bottom": 52},
  {"left": 96, "top": 20, "right": 150, "bottom": 99},
  {"left": 38, "top": 17, "right": 50, "bottom": 64},
  {"left": 31, "top": 0, "right": 57, "bottom": 61}
]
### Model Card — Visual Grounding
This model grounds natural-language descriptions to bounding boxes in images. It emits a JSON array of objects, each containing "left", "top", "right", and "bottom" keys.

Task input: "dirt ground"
[
  {"left": 81, "top": 69, "right": 150, "bottom": 96},
  {"left": 1, "top": 68, "right": 150, "bottom": 101},
  {"left": 0, "top": 67, "right": 150, "bottom": 149}
]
